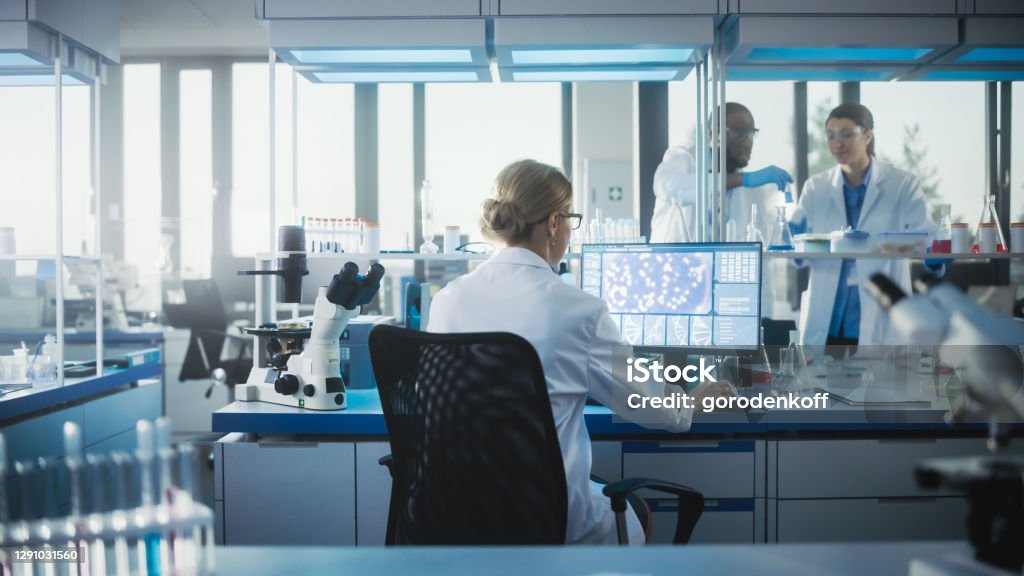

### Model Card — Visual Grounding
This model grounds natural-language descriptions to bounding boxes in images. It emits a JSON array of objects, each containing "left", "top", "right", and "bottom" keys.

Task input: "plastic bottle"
[
  {"left": 35, "top": 334, "right": 58, "bottom": 386},
  {"left": 931, "top": 204, "right": 952, "bottom": 254},
  {"left": 12, "top": 345, "right": 28, "bottom": 383},
  {"left": 444, "top": 225, "right": 461, "bottom": 254},
  {"left": 363, "top": 221, "right": 380, "bottom": 254}
]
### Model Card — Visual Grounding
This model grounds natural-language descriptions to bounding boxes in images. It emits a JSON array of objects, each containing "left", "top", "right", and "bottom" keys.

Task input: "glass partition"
[
  {"left": 861, "top": 82, "right": 985, "bottom": 223},
  {"left": 425, "top": 83, "right": 562, "bottom": 243}
]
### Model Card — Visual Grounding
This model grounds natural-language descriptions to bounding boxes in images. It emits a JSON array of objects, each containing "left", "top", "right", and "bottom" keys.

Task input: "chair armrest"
[
  {"left": 602, "top": 477, "right": 702, "bottom": 507},
  {"left": 378, "top": 454, "right": 394, "bottom": 477},
  {"left": 603, "top": 477, "right": 704, "bottom": 544}
]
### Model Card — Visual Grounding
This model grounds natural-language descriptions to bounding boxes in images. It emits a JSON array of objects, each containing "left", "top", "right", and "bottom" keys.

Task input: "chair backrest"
[
  {"left": 369, "top": 325, "right": 568, "bottom": 545},
  {"left": 168, "top": 280, "right": 230, "bottom": 381}
]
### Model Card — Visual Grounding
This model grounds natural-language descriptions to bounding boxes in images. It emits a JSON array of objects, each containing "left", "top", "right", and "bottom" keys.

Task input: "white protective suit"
[{"left": 427, "top": 247, "right": 694, "bottom": 545}]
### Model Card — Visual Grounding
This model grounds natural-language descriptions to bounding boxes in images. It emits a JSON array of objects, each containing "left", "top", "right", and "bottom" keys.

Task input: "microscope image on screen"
[
  {"left": 583, "top": 243, "right": 762, "bottom": 349},
  {"left": 600, "top": 252, "right": 713, "bottom": 315}
]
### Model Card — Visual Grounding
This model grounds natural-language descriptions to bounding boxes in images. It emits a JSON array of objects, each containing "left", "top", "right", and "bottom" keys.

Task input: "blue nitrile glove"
[
  {"left": 922, "top": 245, "right": 950, "bottom": 276},
  {"left": 742, "top": 165, "right": 794, "bottom": 190}
]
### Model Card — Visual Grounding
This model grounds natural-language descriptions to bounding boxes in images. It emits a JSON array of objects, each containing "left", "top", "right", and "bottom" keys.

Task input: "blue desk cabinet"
[
  {"left": 217, "top": 434, "right": 356, "bottom": 546},
  {"left": 766, "top": 438, "right": 1024, "bottom": 543},
  {"left": 1, "top": 377, "right": 162, "bottom": 512},
  {"left": 623, "top": 440, "right": 765, "bottom": 544}
]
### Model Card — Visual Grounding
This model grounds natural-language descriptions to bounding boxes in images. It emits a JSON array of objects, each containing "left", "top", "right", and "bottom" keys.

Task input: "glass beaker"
[
  {"left": 767, "top": 205, "right": 794, "bottom": 251},
  {"left": 419, "top": 180, "right": 439, "bottom": 254},
  {"left": 749, "top": 327, "right": 773, "bottom": 389},
  {"left": 974, "top": 193, "right": 1007, "bottom": 253}
]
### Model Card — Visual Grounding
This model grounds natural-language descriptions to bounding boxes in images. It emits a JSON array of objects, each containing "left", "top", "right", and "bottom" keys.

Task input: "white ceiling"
[{"left": 120, "top": 0, "right": 268, "bottom": 57}]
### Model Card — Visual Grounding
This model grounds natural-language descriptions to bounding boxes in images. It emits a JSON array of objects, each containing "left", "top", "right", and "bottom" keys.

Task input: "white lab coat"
[
  {"left": 649, "top": 147, "right": 786, "bottom": 315},
  {"left": 427, "top": 247, "right": 693, "bottom": 545},
  {"left": 795, "top": 160, "right": 936, "bottom": 346},
  {"left": 650, "top": 147, "right": 697, "bottom": 243}
]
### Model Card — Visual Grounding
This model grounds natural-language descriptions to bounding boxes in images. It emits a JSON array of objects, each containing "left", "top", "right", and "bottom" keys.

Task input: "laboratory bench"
[
  {"left": 212, "top": 385, "right": 1023, "bottom": 548},
  {"left": 0, "top": 327, "right": 166, "bottom": 362},
  {"left": 0, "top": 347, "right": 163, "bottom": 512},
  {"left": 211, "top": 541, "right": 975, "bottom": 576}
]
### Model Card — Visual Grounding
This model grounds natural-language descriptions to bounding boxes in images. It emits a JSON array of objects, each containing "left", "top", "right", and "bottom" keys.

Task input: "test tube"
[
  {"left": 84, "top": 454, "right": 110, "bottom": 576},
  {"left": 109, "top": 452, "right": 134, "bottom": 576},
  {"left": 177, "top": 444, "right": 200, "bottom": 573},
  {"left": 154, "top": 418, "right": 175, "bottom": 575}
]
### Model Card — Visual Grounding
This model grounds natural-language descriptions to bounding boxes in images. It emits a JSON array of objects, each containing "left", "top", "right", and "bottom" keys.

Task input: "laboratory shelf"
[
  {"left": 762, "top": 251, "right": 1024, "bottom": 260},
  {"left": 0, "top": 254, "right": 101, "bottom": 262},
  {"left": 257, "top": 252, "right": 491, "bottom": 261}
]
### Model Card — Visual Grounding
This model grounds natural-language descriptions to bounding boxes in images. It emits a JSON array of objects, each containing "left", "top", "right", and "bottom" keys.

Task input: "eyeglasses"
[
  {"left": 726, "top": 127, "right": 759, "bottom": 141},
  {"left": 561, "top": 212, "right": 583, "bottom": 230},
  {"left": 825, "top": 127, "right": 865, "bottom": 142},
  {"left": 455, "top": 242, "right": 495, "bottom": 254},
  {"left": 533, "top": 212, "right": 583, "bottom": 230}
]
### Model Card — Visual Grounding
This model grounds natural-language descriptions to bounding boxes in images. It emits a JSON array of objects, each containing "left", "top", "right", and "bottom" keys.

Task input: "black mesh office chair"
[
  {"left": 164, "top": 279, "right": 252, "bottom": 395},
  {"left": 369, "top": 325, "right": 704, "bottom": 546}
]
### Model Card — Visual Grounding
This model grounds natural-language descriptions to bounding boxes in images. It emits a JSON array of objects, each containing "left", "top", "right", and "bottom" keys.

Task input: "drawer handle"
[
  {"left": 258, "top": 442, "right": 320, "bottom": 448},
  {"left": 656, "top": 441, "right": 721, "bottom": 449},
  {"left": 877, "top": 497, "right": 938, "bottom": 504},
  {"left": 876, "top": 439, "right": 938, "bottom": 445}
]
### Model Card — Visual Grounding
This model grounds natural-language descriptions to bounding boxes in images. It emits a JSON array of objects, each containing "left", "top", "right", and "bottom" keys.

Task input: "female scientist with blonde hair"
[{"left": 428, "top": 159, "right": 732, "bottom": 545}]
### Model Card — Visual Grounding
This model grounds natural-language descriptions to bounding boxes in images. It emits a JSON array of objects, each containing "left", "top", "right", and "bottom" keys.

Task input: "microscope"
[
  {"left": 236, "top": 261, "right": 385, "bottom": 410},
  {"left": 866, "top": 273, "right": 1024, "bottom": 573},
  {"left": 236, "top": 226, "right": 385, "bottom": 410}
]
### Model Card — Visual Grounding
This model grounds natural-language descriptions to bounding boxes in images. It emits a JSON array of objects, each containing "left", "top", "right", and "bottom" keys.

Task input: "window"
[
  {"left": 0, "top": 80, "right": 92, "bottom": 255},
  {"left": 667, "top": 72, "right": 698, "bottom": 151},
  {"left": 232, "top": 63, "right": 287, "bottom": 256},
  {"left": 806, "top": 82, "right": 839, "bottom": 178},
  {"left": 180, "top": 69, "right": 213, "bottom": 278},
  {"left": 725, "top": 82, "right": 796, "bottom": 180},
  {"left": 378, "top": 84, "right": 414, "bottom": 250},
  {"left": 231, "top": 63, "right": 355, "bottom": 255},
  {"left": 123, "top": 63, "right": 162, "bottom": 312},
  {"left": 670, "top": 78, "right": 795, "bottom": 178},
  {"left": 861, "top": 82, "right": 985, "bottom": 224},
  {"left": 425, "top": 83, "right": 562, "bottom": 243}
]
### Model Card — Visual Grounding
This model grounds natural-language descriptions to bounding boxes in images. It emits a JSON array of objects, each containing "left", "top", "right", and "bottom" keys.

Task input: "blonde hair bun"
[{"left": 479, "top": 160, "right": 572, "bottom": 245}]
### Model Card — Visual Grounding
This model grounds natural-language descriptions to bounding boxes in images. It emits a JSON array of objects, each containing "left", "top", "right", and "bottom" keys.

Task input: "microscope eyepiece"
[
  {"left": 865, "top": 273, "right": 907, "bottom": 311},
  {"left": 337, "top": 262, "right": 359, "bottom": 283},
  {"left": 365, "top": 263, "right": 385, "bottom": 284}
]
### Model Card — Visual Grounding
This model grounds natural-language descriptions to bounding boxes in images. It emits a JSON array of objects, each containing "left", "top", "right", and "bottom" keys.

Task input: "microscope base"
[{"left": 236, "top": 370, "right": 348, "bottom": 411}]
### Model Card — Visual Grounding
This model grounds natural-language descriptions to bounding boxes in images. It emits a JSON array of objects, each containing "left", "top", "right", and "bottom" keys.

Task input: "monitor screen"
[{"left": 580, "top": 242, "right": 762, "bottom": 350}]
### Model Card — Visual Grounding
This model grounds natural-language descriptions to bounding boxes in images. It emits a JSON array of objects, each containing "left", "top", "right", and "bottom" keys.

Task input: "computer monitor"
[{"left": 580, "top": 242, "right": 762, "bottom": 351}]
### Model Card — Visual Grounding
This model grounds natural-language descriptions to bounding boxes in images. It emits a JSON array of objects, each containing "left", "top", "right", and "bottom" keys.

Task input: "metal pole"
[
  {"left": 998, "top": 81, "right": 1012, "bottom": 284},
  {"left": 840, "top": 82, "right": 860, "bottom": 105},
  {"left": 55, "top": 36, "right": 65, "bottom": 384},
  {"left": 694, "top": 54, "right": 705, "bottom": 243},
  {"left": 94, "top": 74, "right": 104, "bottom": 377},
  {"left": 291, "top": 66, "right": 299, "bottom": 227},
  {"left": 268, "top": 49, "right": 277, "bottom": 321},
  {"left": 794, "top": 82, "right": 809, "bottom": 195}
]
